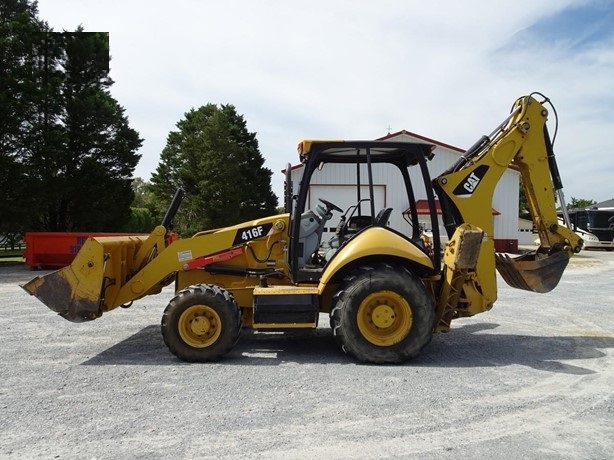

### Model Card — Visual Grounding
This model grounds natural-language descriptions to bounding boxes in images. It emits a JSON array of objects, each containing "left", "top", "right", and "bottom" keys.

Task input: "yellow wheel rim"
[
  {"left": 178, "top": 305, "right": 222, "bottom": 348},
  {"left": 356, "top": 291, "right": 413, "bottom": 346}
]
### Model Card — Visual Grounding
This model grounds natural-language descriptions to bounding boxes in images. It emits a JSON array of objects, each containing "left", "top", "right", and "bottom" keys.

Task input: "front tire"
[
  {"left": 161, "top": 284, "right": 241, "bottom": 362},
  {"left": 330, "top": 263, "right": 434, "bottom": 364}
]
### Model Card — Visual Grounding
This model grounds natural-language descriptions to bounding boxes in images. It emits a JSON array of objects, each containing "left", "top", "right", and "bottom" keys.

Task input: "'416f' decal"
[{"left": 232, "top": 223, "right": 274, "bottom": 245}]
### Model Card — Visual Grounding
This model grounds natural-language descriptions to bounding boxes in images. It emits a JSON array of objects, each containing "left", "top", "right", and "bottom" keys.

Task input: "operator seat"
[
  {"left": 324, "top": 208, "right": 394, "bottom": 263},
  {"left": 344, "top": 214, "right": 373, "bottom": 237},
  {"left": 297, "top": 203, "right": 332, "bottom": 268},
  {"left": 374, "top": 208, "right": 393, "bottom": 227}
]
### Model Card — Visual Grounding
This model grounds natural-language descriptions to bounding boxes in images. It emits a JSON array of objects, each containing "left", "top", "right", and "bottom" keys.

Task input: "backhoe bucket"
[
  {"left": 495, "top": 249, "right": 570, "bottom": 293},
  {"left": 21, "top": 235, "right": 147, "bottom": 322}
]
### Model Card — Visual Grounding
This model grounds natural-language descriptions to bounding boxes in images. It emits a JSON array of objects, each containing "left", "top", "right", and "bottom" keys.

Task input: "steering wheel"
[{"left": 319, "top": 198, "right": 343, "bottom": 213}]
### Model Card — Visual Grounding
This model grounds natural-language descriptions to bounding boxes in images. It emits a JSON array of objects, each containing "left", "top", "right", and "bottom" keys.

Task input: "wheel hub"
[
  {"left": 357, "top": 291, "right": 413, "bottom": 346},
  {"left": 178, "top": 304, "right": 222, "bottom": 348},
  {"left": 371, "top": 304, "right": 395, "bottom": 328},
  {"left": 190, "top": 315, "right": 212, "bottom": 335}
]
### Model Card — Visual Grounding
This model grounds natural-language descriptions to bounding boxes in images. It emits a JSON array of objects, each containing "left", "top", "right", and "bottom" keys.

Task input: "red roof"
[{"left": 404, "top": 200, "right": 500, "bottom": 216}]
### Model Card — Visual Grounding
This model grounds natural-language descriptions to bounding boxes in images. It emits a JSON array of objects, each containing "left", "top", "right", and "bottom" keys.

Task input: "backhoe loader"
[{"left": 23, "top": 93, "right": 583, "bottom": 364}]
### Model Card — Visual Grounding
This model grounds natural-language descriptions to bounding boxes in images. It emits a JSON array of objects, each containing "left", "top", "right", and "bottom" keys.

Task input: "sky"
[{"left": 36, "top": 0, "right": 614, "bottom": 205}]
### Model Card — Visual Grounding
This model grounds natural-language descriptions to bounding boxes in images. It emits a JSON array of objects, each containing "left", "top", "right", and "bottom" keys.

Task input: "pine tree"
[
  {"left": 1, "top": 1, "right": 143, "bottom": 233},
  {"left": 0, "top": 0, "right": 48, "bottom": 234},
  {"left": 51, "top": 29, "right": 142, "bottom": 231},
  {"left": 23, "top": 30, "right": 70, "bottom": 230},
  {"left": 150, "top": 104, "right": 278, "bottom": 235}
]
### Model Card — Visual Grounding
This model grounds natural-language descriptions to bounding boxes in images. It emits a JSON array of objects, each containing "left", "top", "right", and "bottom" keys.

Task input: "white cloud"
[{"left": 37, "top": 0, "right": 613, "bottom": 202}]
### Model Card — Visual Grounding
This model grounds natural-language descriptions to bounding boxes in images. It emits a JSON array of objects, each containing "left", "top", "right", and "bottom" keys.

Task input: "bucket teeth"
[{"left": 495, "top": 249, "right": 569, "bottom": 293}]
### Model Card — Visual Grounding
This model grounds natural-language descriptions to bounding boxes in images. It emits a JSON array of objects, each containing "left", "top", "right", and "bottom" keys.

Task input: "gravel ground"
[{"left": 1, "top": 251, "right": 613, "bottom": 460}]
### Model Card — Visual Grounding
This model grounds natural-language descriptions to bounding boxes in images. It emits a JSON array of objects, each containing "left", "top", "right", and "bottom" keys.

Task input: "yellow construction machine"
[{"left": 23, "top": 93, "right": 583, "bottom": 363}]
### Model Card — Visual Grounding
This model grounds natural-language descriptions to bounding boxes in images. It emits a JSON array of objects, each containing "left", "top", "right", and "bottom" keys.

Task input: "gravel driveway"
[{"left": 1, "top": 251, "right": 613, "bottom": 459}]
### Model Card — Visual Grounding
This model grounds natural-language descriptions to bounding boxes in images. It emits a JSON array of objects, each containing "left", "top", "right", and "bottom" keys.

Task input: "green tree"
[
  {"left": 123, "top": 177, "right": 156, "bottom": 233},
  {"left": 0, "top": 0, "right": 48, "bottom": 235},
  {"left": 150, "top": 104, "right": 278, "bottom": 235},
  {"left": 24, "top": 31, "right": 72, "bottom": 231},
  {"left": 131, "top": 177, "right": 154, "bottom": 208},
  {"left": 124, "top": 207, "right": 155, "bottom": 233},
  {"left": 567, "top": 197, "right": 596, "bottom": 210},
  {"left": 34, "top": 29, "right": 142, "bottom": 231},
  {"left": 0, "top": 2, "right": 143, "bottom": 233}
]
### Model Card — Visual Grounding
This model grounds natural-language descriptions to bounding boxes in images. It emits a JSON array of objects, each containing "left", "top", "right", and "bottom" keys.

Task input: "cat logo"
[
  {"left": 463, "top": 171, "right": 481, "bottom": 193},
  {"left": 453, "top": 165, "right": 489, "bottom": 197}
]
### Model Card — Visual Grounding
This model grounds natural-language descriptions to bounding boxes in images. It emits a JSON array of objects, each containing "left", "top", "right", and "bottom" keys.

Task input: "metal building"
[{"left": 288, "top": 130, "right": 520, "bottom": 252}]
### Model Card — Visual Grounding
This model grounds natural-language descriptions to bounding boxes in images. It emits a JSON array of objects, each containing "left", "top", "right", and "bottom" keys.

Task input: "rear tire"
[
  {"left": 161, "top": 284, "right": 241, "bottom": 362},
  {"left": 330, "top": 263, "right": 434, "bottom": 364}
]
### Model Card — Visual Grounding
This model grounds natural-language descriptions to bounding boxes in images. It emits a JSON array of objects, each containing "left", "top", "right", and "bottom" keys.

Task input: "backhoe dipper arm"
[{"left": 432, "top": 94, "right": 582, "bottom": 328}]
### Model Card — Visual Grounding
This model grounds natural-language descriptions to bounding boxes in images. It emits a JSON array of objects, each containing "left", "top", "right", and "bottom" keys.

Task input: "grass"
[{"left": 0, "top": 249, "right": 25, "bottom": 265}]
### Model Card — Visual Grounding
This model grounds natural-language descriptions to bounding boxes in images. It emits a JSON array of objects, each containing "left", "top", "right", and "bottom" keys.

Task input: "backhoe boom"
[{"left": 433, "top": 94, "right": 583, "bottom": 328}]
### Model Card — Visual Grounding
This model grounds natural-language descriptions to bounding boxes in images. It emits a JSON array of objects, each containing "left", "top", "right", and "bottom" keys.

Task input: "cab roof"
[{"left": 297, "top": 140, "right": 435, "bottom": 167}]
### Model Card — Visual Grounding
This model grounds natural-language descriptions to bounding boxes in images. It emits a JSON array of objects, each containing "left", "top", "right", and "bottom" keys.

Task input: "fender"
[{"left": 318, "top": 227, "right": 433, "bottom": 290}]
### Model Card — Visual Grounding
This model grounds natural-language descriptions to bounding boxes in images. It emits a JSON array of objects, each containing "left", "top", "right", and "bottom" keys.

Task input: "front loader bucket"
[
  {"left": 495, "top": 249, "right": 570, "bottom": 293},
  {"left": 22, "top": 267, "right": 102, "bottom": 322},
  {"left": 21, "top": 235, "right": 147, "bottom": 322}
]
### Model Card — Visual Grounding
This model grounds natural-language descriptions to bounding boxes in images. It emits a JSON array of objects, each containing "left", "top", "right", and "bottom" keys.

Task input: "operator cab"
[{"left": 286, "top": 140, "right": 441, "bottom": 283}]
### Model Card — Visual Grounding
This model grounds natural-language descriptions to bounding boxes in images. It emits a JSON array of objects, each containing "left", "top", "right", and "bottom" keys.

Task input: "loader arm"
[
  {"left": 433, "top": 94, "right": 583, "bottom": 330},
  {"left": 22, "top": 192, "right": 290, "bottom": 322}
]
